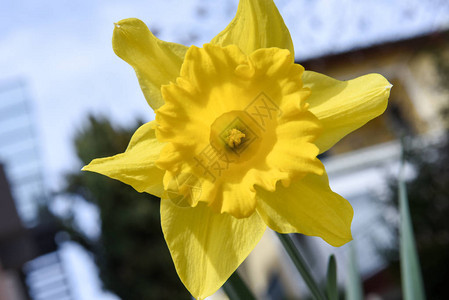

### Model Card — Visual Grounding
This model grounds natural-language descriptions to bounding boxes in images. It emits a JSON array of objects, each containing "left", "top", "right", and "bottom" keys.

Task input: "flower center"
[
  {"left": 226, "top": 129, "right": 245, "bottom": 148},
  {"left": 209, "top": 110, "right": 263, "bottom": 164}
]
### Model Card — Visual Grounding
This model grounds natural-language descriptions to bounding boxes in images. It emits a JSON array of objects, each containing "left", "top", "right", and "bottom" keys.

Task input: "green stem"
[
  {"left": 222, "top": 270, "right": 256, "bottom": 300},
  {"left": 398, "top": 143, "right": 426, "bottom": 300},
  {"left": 276, "top": 232, "right": 327, "bottom": 300}
]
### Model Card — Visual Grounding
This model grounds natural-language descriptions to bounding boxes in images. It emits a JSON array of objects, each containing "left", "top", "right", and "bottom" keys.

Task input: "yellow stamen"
[{"left": 226, "top": 128, "right": 245, "bottom": 148}]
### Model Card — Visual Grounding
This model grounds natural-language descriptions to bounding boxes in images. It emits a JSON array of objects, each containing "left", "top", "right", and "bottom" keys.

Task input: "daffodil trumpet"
[{"left": 83, "top": 0, "right": 391, "bottom": 298}]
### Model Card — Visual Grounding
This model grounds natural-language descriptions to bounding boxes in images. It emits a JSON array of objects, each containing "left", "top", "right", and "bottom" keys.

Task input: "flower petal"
[
  {"left": 156, "top": 44, "right": 320, "bottom": 218},
  {"left": 256, "top": 170, "right": 353, "bottom": 247},
  {"left": 82, "top": 121, "right": 165, "bottom": 197},
  {"left": 303, "top": 71, "right": 391, "bottom": 153},
  {"left": 266, "top": 109, "right": 324, "bottom": 184},
  {"left": 113, "top": 18, "right": 188, "bottom": 110},
  {"left": 210, "top": 0, "right": 294, "bottom": 55},
  {"left": 161, "top": 199, "right": 266, "bottom": 299}
]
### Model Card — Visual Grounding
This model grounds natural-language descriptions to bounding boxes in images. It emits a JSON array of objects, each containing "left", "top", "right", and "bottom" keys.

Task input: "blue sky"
[
  {"left": 0, "top": 0, "right": 448, "bottom": 299},
  {"left": 1, "top": 0, "right": 448, "bottom": 189}
]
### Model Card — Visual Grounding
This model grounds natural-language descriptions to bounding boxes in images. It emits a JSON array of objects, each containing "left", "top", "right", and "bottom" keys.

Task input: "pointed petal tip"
[
  {"left": 81, "top": 163, "right": 92, "bottom": 171},
  {"left": 161, "top": 200, "right": 266, "bottom": 299},
  {"left": 81, "top": 162, "right": 95, "bottom": 172},
  {"left": 113, "top": 18, "right": 138, "bottom": 31},
  {"left": 210, "top": 0, "right": 294, "bottom": 54},
  {"left": 111, "top": 17, "right": 187, "bottom": 110}
]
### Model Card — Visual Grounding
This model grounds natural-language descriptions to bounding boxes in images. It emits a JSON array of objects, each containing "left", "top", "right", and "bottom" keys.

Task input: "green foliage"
[
  {"left": 380, "top": 41, "right": 449, "bottom": 298},
  {"left": 326, "top": 255, "right": 338, "bottom": 300},
  {"left": 276, "top": 233, "right": 327, "bottom": 300},
  {"left": 398, "top": 174, "right": 425, "bottom": 300},
  {"left": 62, "top": 115, "right": 190, "bottom": 300},
  {"left": 345, "top": 244, "right": 362, "bottom": 300},
  {"left": 383, "top": 133, "right": 449, "bottom": 299},
  {"left": 222, "top": 271, "right": 256, "bottom": 300}
]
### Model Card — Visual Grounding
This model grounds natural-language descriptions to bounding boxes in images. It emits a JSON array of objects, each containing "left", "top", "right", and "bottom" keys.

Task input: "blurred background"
[{"left": 0, "top": 0, "right": 448, "bottom": 299}]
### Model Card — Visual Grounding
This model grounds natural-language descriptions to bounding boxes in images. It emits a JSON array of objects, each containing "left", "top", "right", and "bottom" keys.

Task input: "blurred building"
[
  {"left": 0, "top": 80, "right": 46, "bottom": 224},
  {"left": 0, "top": 81, "right": 71, "bottom": 300},
  {"left": 0, "top": 163, "right": 29, "bottom": 300},
  {"left": 234, "top": 29, "right": 449, "bottom": 300}
]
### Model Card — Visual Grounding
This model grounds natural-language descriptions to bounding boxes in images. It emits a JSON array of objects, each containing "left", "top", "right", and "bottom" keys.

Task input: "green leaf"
[
  {"left": 399, "top": 177, "right": 426, "bottom": 300},
  {"left": 276, "top": 233, "right": 327, "bottom": 300},
  {"left": 222, "top": 270, "right": 256, "bottom": 300},
  {"left": 346, "top": 243, "right": 363, "bottom": 300},
  {"left": 326, "top": 255, "right": 338, "bottom": 300}
]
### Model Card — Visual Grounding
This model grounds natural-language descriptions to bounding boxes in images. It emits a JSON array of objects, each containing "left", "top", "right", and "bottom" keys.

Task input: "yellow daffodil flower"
[{"left": 83, "top": 0, "right": 391, "bottom": 298}]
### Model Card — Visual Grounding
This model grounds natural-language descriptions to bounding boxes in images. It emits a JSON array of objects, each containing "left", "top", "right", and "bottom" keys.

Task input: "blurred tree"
[
  {"left": 383, "top": 132, "right": 449, "bottom": 300},
  {"left": 382, "top": 45, "right": 449, "bottom": 298},
  {"left": 60, "top": 115, "right": 190, "bottom": 300}
]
